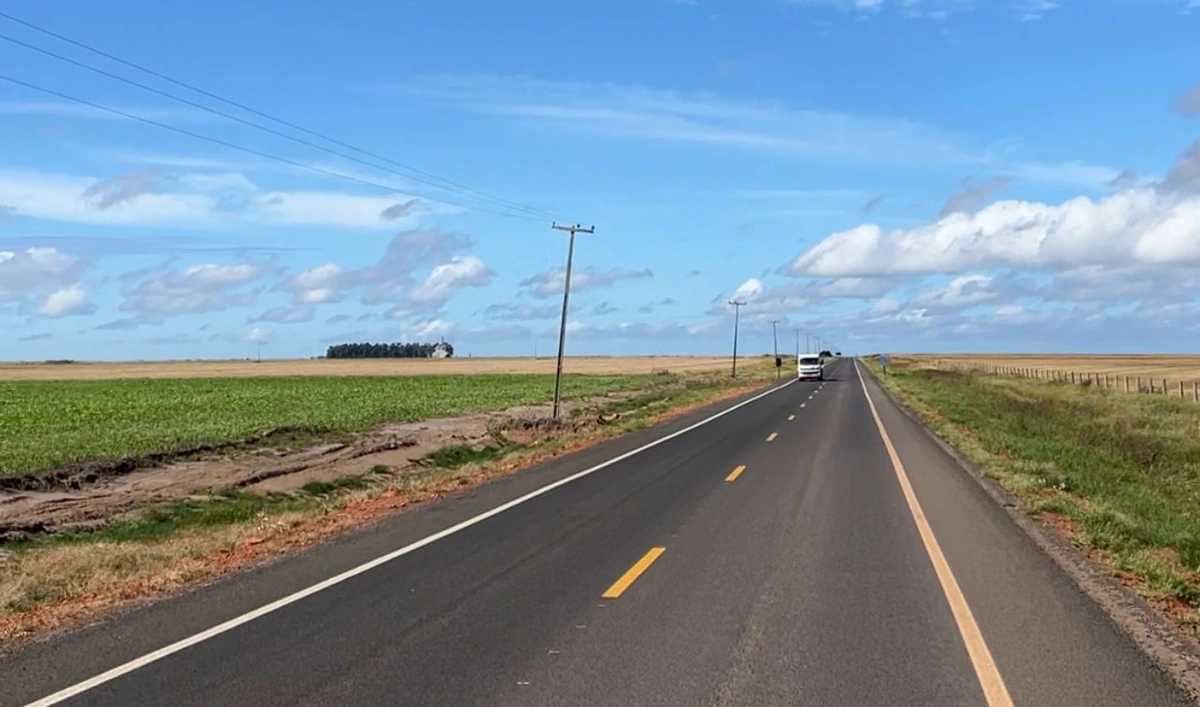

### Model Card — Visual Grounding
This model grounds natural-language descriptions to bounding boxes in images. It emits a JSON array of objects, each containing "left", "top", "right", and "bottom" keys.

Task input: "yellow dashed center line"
[
  {"left": 766, "top": 432, "right": 778, "bottom": 442},
  {"left": 602, "top": 547, "right": 666, "bottom": 599},
  {"left": 725, "top": 465, "right": 747, "bottom": 483}
]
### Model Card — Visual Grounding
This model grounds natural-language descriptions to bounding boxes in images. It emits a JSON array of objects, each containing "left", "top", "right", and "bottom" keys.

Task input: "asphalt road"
[{"left": 2, "top": 359, "right": 1192, "bottom": 706}]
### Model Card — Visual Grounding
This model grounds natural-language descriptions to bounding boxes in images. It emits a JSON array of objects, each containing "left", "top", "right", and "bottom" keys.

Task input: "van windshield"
[{"left": 800, "top": 357, "right": 820, "bottom": 365}]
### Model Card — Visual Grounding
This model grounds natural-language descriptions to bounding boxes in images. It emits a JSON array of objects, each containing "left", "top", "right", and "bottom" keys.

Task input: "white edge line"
[{"left": 26, "top": 377, "right": 798, "bottom": 707}]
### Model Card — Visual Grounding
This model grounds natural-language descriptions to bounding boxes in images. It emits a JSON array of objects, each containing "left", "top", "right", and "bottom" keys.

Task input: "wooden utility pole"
[
  {"left": 771, "top": 319, "right": 781, "bottom": 379},
  {"left": 550, "top": 222, "right": 595, "bottom": 419},
  {"left": 728, "top": 299, "right": 746, "bottom": 378}
]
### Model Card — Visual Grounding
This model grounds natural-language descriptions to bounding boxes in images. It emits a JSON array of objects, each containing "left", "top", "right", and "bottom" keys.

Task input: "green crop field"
[{"left": 0, "top": 373, "right": 655, "bottom": 477}]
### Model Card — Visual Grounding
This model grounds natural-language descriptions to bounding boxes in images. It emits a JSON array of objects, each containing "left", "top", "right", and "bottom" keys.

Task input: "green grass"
[
  {"left": 864, "top": 357, "right": 1200, "bottom": 615},
  {"left": 0, "top": 374, "right": 655, "bottom": 477},
  {"left": 423, "top": 443, "right": 516, "bottom": 469}
]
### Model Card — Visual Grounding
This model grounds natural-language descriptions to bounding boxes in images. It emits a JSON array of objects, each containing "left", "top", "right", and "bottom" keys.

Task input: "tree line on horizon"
[{"left": 325, "top": 341, "right": 454, "bottom": 359}]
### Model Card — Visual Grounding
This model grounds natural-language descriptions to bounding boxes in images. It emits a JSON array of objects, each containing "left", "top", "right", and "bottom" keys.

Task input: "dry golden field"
[
  {"left": 0, "top": 356, "right": 739, "bottom": 381},
  {"left": 914, "top": 354, "right": 1200, "bottom": 383}
]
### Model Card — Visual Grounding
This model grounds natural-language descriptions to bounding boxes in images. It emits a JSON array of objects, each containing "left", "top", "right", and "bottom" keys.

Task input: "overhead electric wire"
[
  {"left": 0, "top": 11, "right": 557, "bottom": 221},
  {"left": 0, "top": 73, "right": 543, "bottom": 220}
]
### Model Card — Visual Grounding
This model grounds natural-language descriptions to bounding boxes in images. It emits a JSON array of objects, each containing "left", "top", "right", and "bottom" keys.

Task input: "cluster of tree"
[{"left": 325, "top": 341, "right": 454, "bottom": 359}]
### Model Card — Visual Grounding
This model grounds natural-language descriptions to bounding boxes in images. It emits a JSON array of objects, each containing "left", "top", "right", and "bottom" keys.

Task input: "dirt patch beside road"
[{"left": 0, "top": 394, "right": 627, "bottom": 541}]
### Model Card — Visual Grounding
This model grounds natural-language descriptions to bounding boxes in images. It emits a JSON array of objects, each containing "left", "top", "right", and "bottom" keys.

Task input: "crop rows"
[{"left": 0, "top": 374, "right": 652, "bottom": 477}]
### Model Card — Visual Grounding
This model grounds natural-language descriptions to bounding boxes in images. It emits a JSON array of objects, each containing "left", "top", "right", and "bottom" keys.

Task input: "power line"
[
  {"left": 0, "top": 12, "right": 557, "bottom": 221},
  {"left": 0, "top": 73, "right": 544, "bottom": 221}
]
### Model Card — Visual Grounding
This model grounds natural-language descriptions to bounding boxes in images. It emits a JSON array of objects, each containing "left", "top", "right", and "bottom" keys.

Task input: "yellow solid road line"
[
  {"left": 788, "top": 414, "right": 796, "bottom": 421},
  {"left": 766, "top": 432, "right": 778, "bottom": 442},
  {"left": 854, "top": 361, "right": 1014, "bottom": 707},
  {"left": 602, "top": 547, "right": 666, "bottom": 599},
  {"left": 725, "top": 465, "right": 747, "bottom": 482}
]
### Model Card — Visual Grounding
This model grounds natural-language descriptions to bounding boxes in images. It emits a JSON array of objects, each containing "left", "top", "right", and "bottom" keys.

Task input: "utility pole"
[
  {"left": 771, "top": 319, "right": 780, "bottom": 379},
  {"left": 728, "top": 299, "right": 746, "bottom": 378},
  {"left": 256, "top": 342, "right": 262, "bottom": 363},
  {"left": 805, "top": 333, "right": 811, "bottom": 354},
  {"left": 550, "top": 222, "right": 595, "bottom": 419},
  {"left": 794, "top": 329, "right": 801, "bottom": 359}
]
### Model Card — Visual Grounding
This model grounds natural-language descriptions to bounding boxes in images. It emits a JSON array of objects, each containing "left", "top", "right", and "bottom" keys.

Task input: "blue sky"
[{"left": 2, "top": 0, "right": 1199, "bottom": 360}]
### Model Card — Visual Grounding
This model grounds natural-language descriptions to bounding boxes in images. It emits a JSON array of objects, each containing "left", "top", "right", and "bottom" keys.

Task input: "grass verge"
[
  {"left": 0, "top": 365, "right": 773, "bottom": 641},
  {"left": 863, "top": 356, "right": 1200, "bottom": 633}
]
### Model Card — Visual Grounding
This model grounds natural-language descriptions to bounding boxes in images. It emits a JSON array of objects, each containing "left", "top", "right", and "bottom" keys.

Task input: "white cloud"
[
  {"left": 410, "top": 256, "right": 493, "bottom": 303},
  {"left": 732, "top": 277, "right": 764, "bottom": 302},
  {"left": 817, "top": 277, "right": 894, "bottom": 298},
  {"left": 0, "top": 169, "right": 426, "bottom": 231},
  {"left": 909, "top": 274, "right": 997, "bottom": 309},
  {"left": 118, "top": 262, "right": 266, "bottom": 321},
  {"left": 276, "top": 263, "right": 346, "bottom": 305},
  {"left": 38, "top": 285, "right": 94, "bottom": 318},
  {"left": 243, "top": 327, "right": 271, "bottom": 344},
  {"left": 0, "top": 101, "right": 205, "bottom": 122},
  {"left": 392, "top": 75, "right": 1116, "bottom": 188},
  {"left": 0, "top": 247, "right": 84, "bottom": 298},
  {"left": 785, "top": 188, "right": 1200, "bottom": 277}
]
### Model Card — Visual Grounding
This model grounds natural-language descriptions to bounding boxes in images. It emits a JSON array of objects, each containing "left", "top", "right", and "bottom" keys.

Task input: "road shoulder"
[{"left": 859, "top": 360, "right": 1200, "bottom": 703}]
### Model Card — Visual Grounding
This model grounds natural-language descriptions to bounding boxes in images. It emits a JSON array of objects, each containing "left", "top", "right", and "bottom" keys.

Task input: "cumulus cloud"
[
  {"left": 38, "top": 285, "right": 96, "bottom": 318},
  {"left": 731, "top": 277, "right": 764, "bottom": 302},
  {"left": 909, "top": 274, "right": 998, "bottom": 310},
  {"left": 118, "top": 262, "right": 267, "bottom": 321},
  {"left": 519, "top": 266, "right": 653, "bottom": 299},
  {"left": 360, "top": 228, "right": 474, "bottom": 304},
  {"left": 817, "top": 277, "right": 894, "bottom": 298},
  {"left": 410, "top": 256, "right": 493, "bottom": 303},
  {"left": 275, "top": 263, "right": 346, "bottom": 305},
  {"left": 785, "top": 187, "right": 1200, "bottom": 278},
  {"left": 0, "top": 247, "right": 87, "bottom": 298}
]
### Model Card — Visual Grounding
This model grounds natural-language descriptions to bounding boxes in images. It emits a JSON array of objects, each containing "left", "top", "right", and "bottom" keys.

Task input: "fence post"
[
  {"left": 1071, "top": 371, "right": 1076, "bottom": 384},
  {"left": 1163, "top": 378, "right": 1168, "bottom": 395},
  {"left": 1137, "top": 376, "right": 1142, "bottom": 392},
  {"left": 1180, "top": 380, "right": 1185, "bottom": 398},
  {"left": 1194, "top": 381, "right": 1198, "bottom": 403},
  {"left": 1124, "top": 376, "right": 1129, "bottom": 393}
]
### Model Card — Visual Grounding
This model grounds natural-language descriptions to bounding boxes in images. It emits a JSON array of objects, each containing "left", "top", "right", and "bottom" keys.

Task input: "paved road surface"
[{"left": 2, "top": 359, "right": 1191, "bottom": 706}]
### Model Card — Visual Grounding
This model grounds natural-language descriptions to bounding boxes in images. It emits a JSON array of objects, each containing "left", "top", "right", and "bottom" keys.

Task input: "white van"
[{"left": 798, "top": 355, "right": 823, "bottom": 381}]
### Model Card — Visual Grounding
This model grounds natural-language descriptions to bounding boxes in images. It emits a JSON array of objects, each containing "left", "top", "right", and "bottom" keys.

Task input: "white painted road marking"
[{"left": 25, "top": 377, "right": 799, "bottom": 707}]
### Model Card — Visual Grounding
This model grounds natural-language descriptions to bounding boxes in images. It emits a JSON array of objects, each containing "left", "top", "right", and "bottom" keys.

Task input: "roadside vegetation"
[
  {"left": 0, "top": 373, "right": 652, "bottom": 478},
  {"left": 0, "top": 362, "right": 774, "bottom": 640},
  {"left": 864, "top": 356, "right": 1200, "bottom": 633}
]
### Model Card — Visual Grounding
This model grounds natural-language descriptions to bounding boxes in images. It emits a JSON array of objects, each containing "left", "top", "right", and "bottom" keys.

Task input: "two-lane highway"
[{"left": 2, "top": 359, "right": 1191, "bottom": 706}]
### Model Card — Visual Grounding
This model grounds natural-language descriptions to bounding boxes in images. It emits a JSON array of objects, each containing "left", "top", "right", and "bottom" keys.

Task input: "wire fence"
[{"left": 940, "top": 361, "right": 1200, "bottom": 403}]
